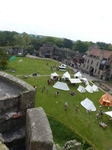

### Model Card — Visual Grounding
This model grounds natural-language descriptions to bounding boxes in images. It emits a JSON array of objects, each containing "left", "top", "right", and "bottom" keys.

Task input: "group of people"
[{"left": 65, "top": 102, "right": 79, "bottom": 113}]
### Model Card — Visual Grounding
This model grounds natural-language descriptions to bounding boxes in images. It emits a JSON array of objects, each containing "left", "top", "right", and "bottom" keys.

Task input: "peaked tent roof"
[
  {"left": 51, "top": 72, "right": 59, "bottom": 79},
  {"left": 85, "top": 85, "right": 93, "bottom": 93},
  {"left": 99, "top": 92, "right": 112, "bottom": 106},
  {"left": 92, "top": 84, "right": 99, "bottom": 92},
  {"left": 53, "top": 81, "right": 69, "bottom": 91},
  {"left": 104, "top": 111, "right": 112, "bottom": 117},
  {"left": 62, "top": 71, "right": 71, "bottom": 80},
  {"left": 81, "top": 98, "right": 96, "bottom": 111},
  {"left": 77, "top": 85, "right": 85, "bottom": 93},
  {"left": 74, "top": 72, "right": 82, "bottom": 79}
]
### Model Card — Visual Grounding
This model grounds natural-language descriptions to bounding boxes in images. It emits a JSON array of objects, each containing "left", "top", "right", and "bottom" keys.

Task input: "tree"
[
  {"left": 0, "top": 48, "right": 9, "bottom": 68},
  {"left": 63, "top": 38, "right": 73, "bottom": 49},
  {"left": 72, "top": 40, "right": 91, "bottom": 53},
  {"left": 108, "top": 44, "right": 112, "bottom": 51},
  {"left": 23, "top": 32, "right": 31, "bottom": 48},
  {"left": 13, "top": 34, "right": 24, "bottom": 46}
]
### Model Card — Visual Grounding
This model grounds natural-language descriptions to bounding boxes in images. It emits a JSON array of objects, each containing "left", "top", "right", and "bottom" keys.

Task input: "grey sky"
[{"left": 0, "top": 0, "right": 112, "bottom": 43}]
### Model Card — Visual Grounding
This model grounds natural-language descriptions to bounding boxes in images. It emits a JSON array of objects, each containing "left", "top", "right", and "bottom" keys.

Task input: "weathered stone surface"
[
  {"left": 0, "top": 71, "right": 36, "bottom": 133},
  {"left": 0, "top": 144, "right": 9, "bottom": 150},
  {"left": 62, "top": 140, "right": 81, "bottom": 150},
  {"left": 0, "top": 71, "right": 36, "bottom": 149},
  {"left": 0, "top": 133, "right": 4, "bottom": 144},
  {"left": 26, "top": 107, "right": 55, "bottom": 150},
  {"left": 0, "top": 133, "right": 9, "bottom": 150}
]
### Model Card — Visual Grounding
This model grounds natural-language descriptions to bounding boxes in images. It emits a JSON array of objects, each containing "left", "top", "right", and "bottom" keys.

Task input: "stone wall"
[
  {"left": 26, "top": 107, "right": 56, "bottom": 150},
  {"left": 0, "top": 71, "right": 36, "bottom": 148}
]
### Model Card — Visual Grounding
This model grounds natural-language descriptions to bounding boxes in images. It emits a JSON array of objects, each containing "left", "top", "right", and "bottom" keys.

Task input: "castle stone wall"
[{"left": 26, "top": 107, "right": 56, "bottom": 150}]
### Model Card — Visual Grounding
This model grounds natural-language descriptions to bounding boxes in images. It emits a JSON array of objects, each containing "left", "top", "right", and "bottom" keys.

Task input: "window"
[
  {"left": 96, "top": 62, "right": 99, "bottom": 66},
  {"left": 87, "top": 59, "right": 89, "bottom": 63},
  {"left": 98, "top": 71, "right": 100, "bottom": 74},
  {"left": 91, "top": 60, "right": 93, "bottom": 64},
  {"left": 86, "top": 65, "right": 88, "bottom": 69}
]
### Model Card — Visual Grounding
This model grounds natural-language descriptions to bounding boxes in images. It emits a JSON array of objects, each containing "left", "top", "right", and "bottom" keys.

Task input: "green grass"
[{"left": 5, "top": 57, "right": 112, "bottom": 150}]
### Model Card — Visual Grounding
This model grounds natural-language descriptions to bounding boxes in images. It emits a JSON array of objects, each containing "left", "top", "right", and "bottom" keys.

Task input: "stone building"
[
  {"left": 4, "top": 46, "right": 26, "bottom": 56},
  {"left": 39, "top": 44, "right": 76, "bottom": 61},
  {"left": 80, "top": 48, "right": 112, "bottom": 79}
]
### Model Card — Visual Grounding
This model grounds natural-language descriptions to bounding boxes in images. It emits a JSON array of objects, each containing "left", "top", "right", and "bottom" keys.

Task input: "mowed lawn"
[{"left": 5, "top": 56, "right": 112, "bottom": 150}]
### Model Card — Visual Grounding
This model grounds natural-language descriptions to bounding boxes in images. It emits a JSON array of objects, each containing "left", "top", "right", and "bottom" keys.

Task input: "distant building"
[
  {"left": 80, "top": 48, "right": 112, "bottom": 80},
  {"left": 39, "top": 43, "right": 76, "bottom": 61}
]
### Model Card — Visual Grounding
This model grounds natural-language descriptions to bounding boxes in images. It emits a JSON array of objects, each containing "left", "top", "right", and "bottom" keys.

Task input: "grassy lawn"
[{"left": 4, "top": 56, "right": 112, "bottom": 150}]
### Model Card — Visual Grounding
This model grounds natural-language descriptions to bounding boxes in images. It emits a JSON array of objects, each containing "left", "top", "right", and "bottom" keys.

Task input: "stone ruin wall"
[{"left": 0, "top": 71, "right": 36, "bottom": 148}]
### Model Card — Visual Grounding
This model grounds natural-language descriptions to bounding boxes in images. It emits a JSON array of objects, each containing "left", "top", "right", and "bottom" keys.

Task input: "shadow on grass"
[{"left": 48, "top": 115, "right": 91, "bottom": 150}]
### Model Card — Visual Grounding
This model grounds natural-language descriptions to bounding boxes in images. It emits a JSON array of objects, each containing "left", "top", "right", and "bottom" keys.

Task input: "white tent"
[
  {"left": 81, "top": 78, "right": 89, "bottom": 86},
  {"left": 85, "top": 85, "right": 93, "bottom": 93},
  {"left": 69, "top": 78, "right": 82, "bottom": 84},
  {"left": 53, "top": 81, "right": 69, "bottom": 91},
  {"left": 74, "top": 72, "right": 82, "bottom": 79},
  {"left": 77, "top": 85, "right": 85, "bottom": 93},
  {"left": 92, "top": 84, "right": 99, "bottom": 92},
  {"left": 104, "top": 111, "right": 112, "bottom": 117},
  {"left": 51, "top": 72, "right": 59, "bottom": 80},
  {"left": 58, "top": 64, "right": 66, "bottom": 71},
  {"left": 62, "top": 71, "right": 71, "bottom": 80},
  {"left": 81, "top": 98, "right": 96, "bottom": 111}
]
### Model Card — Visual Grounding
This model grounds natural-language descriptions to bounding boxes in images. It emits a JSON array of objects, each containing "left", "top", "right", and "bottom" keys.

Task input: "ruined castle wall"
[
  {"left": 0, "top": 71, "right": 36, "bottom": 137},
  {"left": 26, "top": 107, "right": 56, "bottom": 150}
]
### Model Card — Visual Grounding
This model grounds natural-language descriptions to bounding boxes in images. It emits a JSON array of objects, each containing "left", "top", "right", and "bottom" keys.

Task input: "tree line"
[{"left": 1, "top": 31, "right": 112, "bottom": 54}]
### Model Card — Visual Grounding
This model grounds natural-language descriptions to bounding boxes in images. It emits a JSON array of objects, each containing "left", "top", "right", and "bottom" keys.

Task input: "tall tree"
[
  {"left": 13, "top": 34, "right": 24, "bottom": 46},
  {"left": 63, "top": 38, "right": 73, "bottom": 49},
  {"left": 23, "top": 32, "right": 31, "bottom": 47},
  {"left": 0, "top": 48, "right": 9, "bottom": 68}
]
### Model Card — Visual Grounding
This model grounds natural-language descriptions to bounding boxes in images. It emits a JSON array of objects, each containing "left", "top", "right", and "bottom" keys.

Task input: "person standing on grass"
[
  {"left": 42, "top": 87, "right": 43, "bottom": 92},
  {"left": 65, "top": 102, "right": 68, "bottom": 111},
  {"left": 76, "top": 105, "right": 78, "bottom": 113},
  {"left": 47, "top": 88, "right": 48, "bottom": 94},
  {"left": 47, "top": 79, "right": 49, "bottom": 85}
]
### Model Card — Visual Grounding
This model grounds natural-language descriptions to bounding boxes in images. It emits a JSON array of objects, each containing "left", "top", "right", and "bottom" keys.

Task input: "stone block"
[{"left": 26, "top": 107, "right": 54, "bottom": 150}]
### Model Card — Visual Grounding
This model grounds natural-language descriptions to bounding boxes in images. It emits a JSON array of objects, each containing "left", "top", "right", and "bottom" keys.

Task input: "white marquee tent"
[
  {"left": 81, "top": 78, "right": 89, "bottom": 86},
  {"left": 69, "top": 78, "right": 82, "bottom": 84},
  {"left": 104, "top": 111, "right": 112, "bottom": 117},
  {"left": 51, "top": 72, "right": 59, "bottom": 80},
  {"left": 74, "top": 72, "right": 82, "bottom": 79},
  {"left": 92, "top": 84, "right": 99, "bottom": 92},
  {"left": 53, "top": 81, "right": 70, "bottom": 91},
  {"left": 62, "top": 71, "right": 71, "bottom": 80},
  {"left": 81, "top": 98, "right": 96, "bottom": 111},
  {"left": 77, "top": 85, "right": 85, "bottom": 93},
  {"left": 85, "top": 85, "right": 93, "bottom": 93}
]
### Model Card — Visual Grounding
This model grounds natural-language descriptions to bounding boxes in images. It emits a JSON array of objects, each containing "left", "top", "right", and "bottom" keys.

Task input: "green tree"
[
  {"left": 72, "top": 40, "right": 91, "bottom": 53},
  {"left": 0, "top": 48, "right": 9, "bottom": 68},
  {"left": 13, "top": 34, "right": 24, "bottom": 46},
  {"left": 23, "top": 32, "right": 31, "bottom": 48},
  {"left": 63, "top": 38, "right": 73, "bottom": 49},
  {"left": 108, "top": 44, "right": 112, "bottom": 51}
]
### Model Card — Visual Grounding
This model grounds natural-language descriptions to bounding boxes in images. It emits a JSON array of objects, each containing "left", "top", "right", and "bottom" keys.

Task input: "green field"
[{"left": 5, "top": 56, "right": 112, "bottom": 150}]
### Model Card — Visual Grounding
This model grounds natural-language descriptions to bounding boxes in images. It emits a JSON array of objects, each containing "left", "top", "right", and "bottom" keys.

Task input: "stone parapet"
[{"left": 26, "top": 107, "right": 56, "bottom": 150}]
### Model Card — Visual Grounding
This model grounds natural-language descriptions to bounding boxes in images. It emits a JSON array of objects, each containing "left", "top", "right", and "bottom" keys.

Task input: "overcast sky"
[{"left": 0, "top": 0, "right": 112, "bottom": 43}]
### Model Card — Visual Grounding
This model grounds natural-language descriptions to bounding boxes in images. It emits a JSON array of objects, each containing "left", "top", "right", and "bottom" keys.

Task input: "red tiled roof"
[{"left": 87, "top": 49, "right": 112, "bottom": 59}]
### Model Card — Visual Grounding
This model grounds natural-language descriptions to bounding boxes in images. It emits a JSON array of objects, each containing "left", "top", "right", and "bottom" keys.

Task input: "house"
[{"left": 80, "top": 48, "right": 112, "bottom": 79}]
